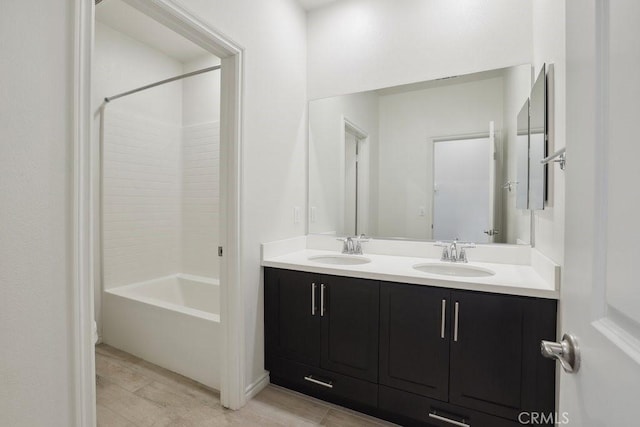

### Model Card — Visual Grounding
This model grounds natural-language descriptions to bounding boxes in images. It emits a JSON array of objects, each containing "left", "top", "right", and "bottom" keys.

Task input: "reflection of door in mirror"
[
  {"left": 344, "top": 130, "right": 358, "bottom": 234},
  {"left": 343, "top": 120, "right": 369, "bottom": 236},
  {"left": 433, "top": 136, "right": 495, "bottom": 243}
]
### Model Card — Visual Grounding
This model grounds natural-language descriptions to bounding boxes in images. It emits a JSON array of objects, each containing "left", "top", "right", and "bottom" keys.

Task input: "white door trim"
[
  {"left": 72, "top": 0, "right": 96, "bottom": 425},
  {"left": 72, "top": 0, "right": 246, "bottom": 424}
]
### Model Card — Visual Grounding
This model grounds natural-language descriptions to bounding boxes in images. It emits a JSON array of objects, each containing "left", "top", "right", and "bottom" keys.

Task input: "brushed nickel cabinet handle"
[
  {"left": 429, "top": 412, "right": 470, "bottom": 427},
  {"left": 320, "top": 284, "right": 326, "bottom": 316},
  {"left": 311, "top": 283, "right": 316, "bottom": 316},
  {"left": 441, "top": 299, "right": 446, "bottom": 339},
  {"left": 304, "top": 375, "right": 333, "bottom": 388},
  {"left": 454, "top": 302, "right": 460, "bottom": 342}
]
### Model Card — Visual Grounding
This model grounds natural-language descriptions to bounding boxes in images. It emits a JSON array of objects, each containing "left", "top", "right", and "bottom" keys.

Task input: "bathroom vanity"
[{"left": 262, "top": 238, "right": 559, "bottom": 427}]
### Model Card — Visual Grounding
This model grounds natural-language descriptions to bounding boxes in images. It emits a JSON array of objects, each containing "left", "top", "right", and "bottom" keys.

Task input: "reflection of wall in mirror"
[
  {"left": 504, "top": 66, "right": 533, "bottom": 245},
  {"left": 308, "top": 92, "right": 379, "bottom": 236},
  {"left": 377, "top": 77, "right": 503, "bottom": 240}
]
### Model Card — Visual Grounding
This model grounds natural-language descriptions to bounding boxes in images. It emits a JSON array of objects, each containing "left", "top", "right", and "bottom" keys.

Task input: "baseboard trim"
[{"left": 245, "top": 372, "right": 270, "bottom": 400}]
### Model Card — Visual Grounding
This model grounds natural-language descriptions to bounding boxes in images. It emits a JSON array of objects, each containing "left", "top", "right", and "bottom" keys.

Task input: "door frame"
[
  {"left": 71, "top": 0, "right": 246, "bottom": 424},
  {"left": 341, "top": 116, "right": 369, "bottom": 235}
]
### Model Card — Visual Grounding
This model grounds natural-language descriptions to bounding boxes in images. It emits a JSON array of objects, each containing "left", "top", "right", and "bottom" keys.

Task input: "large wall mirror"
[{"left": 309, "top": 64, "right": 539, "bottom": 245}]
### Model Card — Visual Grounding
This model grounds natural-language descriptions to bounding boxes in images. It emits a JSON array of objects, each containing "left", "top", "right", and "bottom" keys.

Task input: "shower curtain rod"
[{"left": 104, "top": 65, "right": 221, "bottom": 103}]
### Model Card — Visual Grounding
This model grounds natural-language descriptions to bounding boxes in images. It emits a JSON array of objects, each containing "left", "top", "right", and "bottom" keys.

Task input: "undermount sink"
[
  {"left": 308, "top": 254, "right": 372, "bottom": 265},
  {"left": 412, "top": 262, "right": 495, "bottom": 278}
]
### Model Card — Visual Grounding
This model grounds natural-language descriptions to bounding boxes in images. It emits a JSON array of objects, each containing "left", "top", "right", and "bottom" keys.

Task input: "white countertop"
[{"left": 261, "top": 248, "right": 559, "bottom": 299}]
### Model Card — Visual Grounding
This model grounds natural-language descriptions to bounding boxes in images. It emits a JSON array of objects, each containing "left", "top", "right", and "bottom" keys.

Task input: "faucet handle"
[
  {"left": 434, "top": 242, "right": 450, "bottom": 261},
  {"left": 336, "top": 237, "right": 352, "bottom": 254},
  {"left": 457, "top": 243, "right": 475, "bottom": 263}
]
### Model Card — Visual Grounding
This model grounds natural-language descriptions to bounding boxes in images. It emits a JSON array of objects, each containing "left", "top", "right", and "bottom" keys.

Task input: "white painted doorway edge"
[{"left": 72, "top": 0, "right": 246, "bottom": 425}]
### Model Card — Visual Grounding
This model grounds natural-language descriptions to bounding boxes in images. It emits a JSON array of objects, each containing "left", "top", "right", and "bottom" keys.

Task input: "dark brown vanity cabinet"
[
  {"left": 378, "top": 283, "right": 557, "bottom": 426},
  {"left": 264, "top": 269, "right": 321, "bottom": 367},
  {"left": 379, "top": 282, "right": 451, "bottom": 402},
  {"left": 264, "top": 268, "right": 380, "bottom": 409},
  {"left": 265, "top": 268, "right": 557, "bottom": 426},
  {"left": 448, "top": 290, "right": 557, "bottom": 422}
]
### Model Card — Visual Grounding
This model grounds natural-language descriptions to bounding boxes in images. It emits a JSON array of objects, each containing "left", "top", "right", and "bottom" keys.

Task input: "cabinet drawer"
[
  {"left": 379, "top": 386, "right": 523, "bottom": 427},
  {"left": 269, "top": 356, "right": 378, "bottom": 410}
]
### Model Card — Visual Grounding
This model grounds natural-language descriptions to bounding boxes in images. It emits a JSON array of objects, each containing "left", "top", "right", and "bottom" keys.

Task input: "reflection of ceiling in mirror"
[{"left": 375, "top": 66, "right": 521, "bottom": 97}]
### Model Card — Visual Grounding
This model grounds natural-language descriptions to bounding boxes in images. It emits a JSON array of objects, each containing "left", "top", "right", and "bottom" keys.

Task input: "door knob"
[{"left": 541, "top": 333, "right": 580, "bottom": 373}]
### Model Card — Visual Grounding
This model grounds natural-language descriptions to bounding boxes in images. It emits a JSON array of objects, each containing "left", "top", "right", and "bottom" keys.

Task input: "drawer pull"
[
  {"left": 304, "top": 375, "right": 333, "bottom": 389},
  {"left": 429, "top": 412, "right": 470, "bottom": 427},
  {"left": 320, "top": 284, "right": 326, "bottom": 316}
]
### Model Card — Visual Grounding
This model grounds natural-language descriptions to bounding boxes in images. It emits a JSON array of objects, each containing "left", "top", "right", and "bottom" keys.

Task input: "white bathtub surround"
[
  {"left": 102, "top": 108, "right": 183, "bottom": 288},
  {"left": 262, "top": 236, "right": 559, "bottom": 299},
  {"left": 182, "top": 121, "right": 221, "bottom": 279},
  {"left": 95, "top": 22, "right": 222, "bottom": 339},
  {"left": 103, "top": 274, "right": 220, "bottom": 390}
]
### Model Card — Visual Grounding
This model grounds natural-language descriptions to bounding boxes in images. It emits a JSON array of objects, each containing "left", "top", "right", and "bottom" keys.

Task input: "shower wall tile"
[
  {"left": 103, "top": 108, "right": 182, "bottom": 288},
  {"left": 181, "top": 121, "right": 220, "bottom": 278}
]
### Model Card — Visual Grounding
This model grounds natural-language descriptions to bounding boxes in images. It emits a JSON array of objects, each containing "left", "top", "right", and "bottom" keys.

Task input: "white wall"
[
  {"left": 0, "top": 2, "right": 75, "bottom": 426},
  {"left": 175, "top": 0, "right": 308, "bottom": 390},
  {"left": 377, "top": 77, "right": 504, "bottom": 239},
  {"left": 307, "top": 0, "right": 533, "bottom": 99},
  {"left": 532, "top": 0, "right": 566, "bottom": 265}
]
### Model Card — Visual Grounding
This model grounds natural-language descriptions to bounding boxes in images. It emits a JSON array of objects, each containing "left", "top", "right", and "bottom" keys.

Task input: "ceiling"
[
  {"left": 96, "top": 0, "right": 212, "bottom": 63},
  {"left": 297, "top": 0, "right": 340, "bottom": 11}
]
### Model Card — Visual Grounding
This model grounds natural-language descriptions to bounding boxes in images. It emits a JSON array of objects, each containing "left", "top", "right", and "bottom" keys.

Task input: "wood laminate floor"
[{"left": 96, "top": 344, "right": 397, "bottom": 427}]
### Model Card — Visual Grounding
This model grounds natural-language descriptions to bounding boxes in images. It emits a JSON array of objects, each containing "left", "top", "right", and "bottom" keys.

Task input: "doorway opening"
[
  {"left": 72, "top": 0, "right": 245, "bottom": 424},
  {"left": 95, "top": 0, "right": 224, "bottom": 393}
]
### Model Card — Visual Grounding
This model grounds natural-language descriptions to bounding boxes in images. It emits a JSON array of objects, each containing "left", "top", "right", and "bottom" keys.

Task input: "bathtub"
[{"left": 102, "top": 274, "right": 220, "bottom": 390}]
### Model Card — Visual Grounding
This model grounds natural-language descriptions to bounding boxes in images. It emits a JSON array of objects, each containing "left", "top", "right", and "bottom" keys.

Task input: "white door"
[
  {"left": 433, "top": 137, "right": 494, "bottom": 243},
  {"left": 562, "top": 1, "right": 640, "bottom": 425}
]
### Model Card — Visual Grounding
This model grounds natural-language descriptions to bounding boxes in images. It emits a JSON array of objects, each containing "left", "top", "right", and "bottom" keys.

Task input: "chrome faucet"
[
  {"left": 338, "top": 234, "right": 370, "bottom": 255},
  {"left": 450, "top": 240, "right": 458, "bottom": 261},
  {"left": 435, "top": 239, "right": 475, "bottom": 263}
]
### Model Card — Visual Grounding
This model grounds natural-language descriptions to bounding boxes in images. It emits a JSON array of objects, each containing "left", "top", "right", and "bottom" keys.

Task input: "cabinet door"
[
  {"left": 264, "top": 268, "right": 321, "bottom": 367},
  {"left": 379, "top": 282, "right": 450, "bottom": 402},
  {"left": 320, "top": 275, "right": 379, "bottom": 383},
  {"left": 449, "top": 290, "right": 550, "bottom": 421}
]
